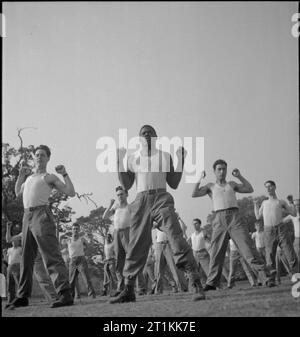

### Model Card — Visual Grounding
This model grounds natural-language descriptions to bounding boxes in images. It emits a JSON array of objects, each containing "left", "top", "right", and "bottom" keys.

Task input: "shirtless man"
[
  {"left": 254, "top": 181, "right": 298, "bottom": 282},
  {"left": 110, "top": 125, "right": 205, "bottom": 303},
  {"left": 192, "top": 159, "right": 270, "bottom": 290},
  {"left": 9, "top": 145, "right": 75, "bottom": 309}
]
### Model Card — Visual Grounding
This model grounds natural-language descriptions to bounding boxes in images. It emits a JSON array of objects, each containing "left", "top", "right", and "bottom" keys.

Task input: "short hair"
[
  {"left": 72, "top": 223, "right": 80, "bottom": 228},
  {"left": 193, "top": 218, "right": 202, "bottom": 224},
  {"left": 213, "top": 159, "right": 227, "bottom": 170},
  {"left": 116, "top": 186, "right": 128, "bottom": 195},
  {"left": 264, "top": 180, "right": 276, "bottom": 188},
  {"left": 34, "top": 145, "right": 51, "bottom": 158}
]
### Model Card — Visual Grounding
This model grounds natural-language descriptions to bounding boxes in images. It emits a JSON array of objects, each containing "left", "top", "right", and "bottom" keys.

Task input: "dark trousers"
[
  {"left": 123, "top": 191, "right": 201, "bottom": 287},
  {"left": 18, "top": 207, "right": 70, "bottom": 298},
  {"left": 7, "top": 263, "right": 20, "bottom": 303},
  {"left": 206, "top": 209, "right": 268, "bottom": 287},
  {"left": 264, "top": 224, "right": 298, "bottom": 282},
  {"left": 103, "top": 259, "right": 117, "bottom": 293},
  {"left": 114, "top": 227, "right": 129, "bottom": 291},
  {"left": 228, "top": 250, "right": 256, "bottom": 287},
  {"left": 69, "top": 256, "right": 95, "bottom": 297}
]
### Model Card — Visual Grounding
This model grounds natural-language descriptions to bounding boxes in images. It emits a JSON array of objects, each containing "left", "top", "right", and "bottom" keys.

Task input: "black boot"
[
  {"left": 109, "top": 285, "right": 136, "bottom": 304},
  {"left": 191, "top": 280, "right": 206, "bottom": 301},
  {"left": 203, "top": 284, "right": 217, "bottom": 291},
  {"left": 50, "top": 290, "right": 74, "bottom": 308}
]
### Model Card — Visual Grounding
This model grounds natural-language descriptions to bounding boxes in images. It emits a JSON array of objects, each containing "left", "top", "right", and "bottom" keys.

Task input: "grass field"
[{"left": 2, "top": 276, "right": 300, "bottom": 317}]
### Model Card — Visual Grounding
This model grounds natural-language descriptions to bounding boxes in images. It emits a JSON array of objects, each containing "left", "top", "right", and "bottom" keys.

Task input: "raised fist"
[
  {"left": 55, "top": 165, "right": 67, "bottom": 175},
  {"left": 117, "top": 147, "right": 127, "bottom": 159},
  {"left": 110, "top": 199, "right": 115, "bottom": 206},
  {"left": 232, "top": 168, "right": 241, "bottom": 178},
  {"left": 19, "top": 163, "right": 31, "bottom": 176},
  {"left": 176, "top": 146, "right": 187, "bottom": 159}
]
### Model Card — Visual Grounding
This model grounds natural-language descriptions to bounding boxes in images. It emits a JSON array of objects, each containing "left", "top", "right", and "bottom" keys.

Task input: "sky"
[{"left": 2, "top": 2, "right": 299, "bottom": 236}]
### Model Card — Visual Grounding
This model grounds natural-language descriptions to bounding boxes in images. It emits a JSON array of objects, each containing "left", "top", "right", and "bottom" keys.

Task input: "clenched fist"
[
  {"left": 232, "top": 168, "right": 241, "bottom": 178},
  {"left": 55, "top": 165, "right": 67, "bottom": 175}
]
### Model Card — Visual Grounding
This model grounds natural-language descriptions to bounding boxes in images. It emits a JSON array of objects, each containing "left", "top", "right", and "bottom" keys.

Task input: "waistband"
[
  {"left": 115, "top": 227, "right": 130, "bottom": 231},
  {"left": 138, "top": 188, "right": 166, "bottom": 195},
  {"left": 25, "top": 204, "right": 50, "bottom": 212},
  {"left": 214, "top": 207, "right": 239, "bottom": 214},
  {"left": 193, "top": 248, "right": 207, "bottom": 253},
  {"left": 157, "top": 240, "right": 169, "bottom": 244}
]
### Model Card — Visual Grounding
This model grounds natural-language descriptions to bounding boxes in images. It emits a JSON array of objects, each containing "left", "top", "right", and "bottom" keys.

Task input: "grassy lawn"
[{"left": 2, "top": 276, "right": 300, "bottom": 317}]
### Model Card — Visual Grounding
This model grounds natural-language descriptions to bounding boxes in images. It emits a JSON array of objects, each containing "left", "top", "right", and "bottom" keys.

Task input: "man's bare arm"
[
  {"left": 6, "top": 223, "right": 22, "bottom": 243},
  {"left": 192, "top": 171, "right": 211, "bottom": 198},
  {"left": 117, "top": 148, "right": 135, "bottom": 190},
  {"left": 103, "top": 199, "right": 116, "bottom": 220},
  {"left": 254, "top": 200, "right": 263, "bottom": 220},
  {"left": 15, "top": 165, "right": 30, "bottom": 197},
  {"left": 48, "top": 165, "right": 75, "bottom": 197},
  {"left": 166, "top": 147, "right": 186, "bottom": 190},
  {"left": 231, "top": 169, "right": 254, "bottom": 194}
]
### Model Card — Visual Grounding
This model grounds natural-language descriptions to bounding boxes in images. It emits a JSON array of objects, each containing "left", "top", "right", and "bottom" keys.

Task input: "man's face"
[
  {"left": 72, "top": 226, "right": 80, "bottom": 236},
  {"left": 214, "top": 164, "right": 227, "bottom": 180},
  {"left": 34, "top": 149, "right": 50, "bottom": 168},
  {"left": 193, "top": 221, "right": 201, "bottom": 231},
  {"left": 13, "top": 239, "right": 21, "bottom": 248},
  {"left": 264, "top": 183, "right": 276, "bottom": 195},
  {"left": 116, "top": 189, "right": 127, "bottom": 203},
  {"left": 139, "top": 126, "right": 157, "bottom": 148}
]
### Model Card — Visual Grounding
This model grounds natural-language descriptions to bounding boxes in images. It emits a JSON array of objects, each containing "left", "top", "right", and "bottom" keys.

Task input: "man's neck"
[
  {"left": 35, "top": 167, "right": 47, "bottom": 174},
  {"left": 140, "top": 145, "right": 158, "bottom": 157},
  {"left": 119, "top": 201, "right": 128, "bottom": 207},
  {"left": 72, "top": 235, "right": 79, "bottom": 241},
  {"left": 216, "top": 178, "right": 226, "bottom": 185},
  {"left": 268, "top": 194, "right": 277, "bottom": 200}
]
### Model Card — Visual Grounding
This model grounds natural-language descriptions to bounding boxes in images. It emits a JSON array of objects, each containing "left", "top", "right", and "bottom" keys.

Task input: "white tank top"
[
  {"left": 104, "top": 242, "right": 115, "bottom": 259},
  {"left": 156, "top": 229, "right": 168, "bottom": 242},
  {"left": 68, "top": 238, "right": 85, "bottom": 259},
  {"left": 128, "top": 150, "right": 168, "bottom": 193},
  {"left": 23, "top": 173, "right": 52, "bottom": 208},
  {"left": 113, "top": 205, "right": 131, "bottom": 230},
  {"left": 191, "top": 231, "right": 206, "bottom": 251},
  {"left": 210, "top": 182, "right": 238, "bottom": 211}
]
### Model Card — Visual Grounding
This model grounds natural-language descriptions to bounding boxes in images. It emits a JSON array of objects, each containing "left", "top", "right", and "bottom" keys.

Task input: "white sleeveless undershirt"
[
  {"left": 128, "top": 150, "right": 168, "bottom": 193},
  {"left": 68, "top": 238, "right": 85, "bottom": 259},
  {"left": 210, "top": 182, "right": 238, "bottom": 212},
  {"left": 23, "top": 173, "right": 52, "bottom": 209},
  {"left": 191, "top": 231, "right": 206, "bottom": 251}
]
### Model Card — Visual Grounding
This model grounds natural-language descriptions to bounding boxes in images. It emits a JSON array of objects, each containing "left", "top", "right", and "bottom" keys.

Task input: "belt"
[
  {"left": 139, "top": 188, "right": 166, "bottom": 195},
  {"left": 214, "top": 207, "right": 239, "bottom": 214},
  {"left": 26, "top": 205, "right": 49, "bottom": 212},
  {"left": 157, "top": 240, "right": 169, "bottom": 244}
]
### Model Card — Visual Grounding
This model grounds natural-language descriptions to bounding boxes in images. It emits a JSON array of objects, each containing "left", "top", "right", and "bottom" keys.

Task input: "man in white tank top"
[
  {"left": 66, "top": 223, "right": 96, "bottom": 299},
  {"left": 103, "top": 186, "right": 131, "bottom": 296},
  {"left": 8, "top": 145, "right": 76, "bottom": 310},
  {"left": 110, "top": 125, "right": 205, "bottom": 303},
  {"left": 254, "top": 181, "right": 298, "bottom": 282},
  {"left": 192, "top": 159, "right": 271, "bottom": 290}
]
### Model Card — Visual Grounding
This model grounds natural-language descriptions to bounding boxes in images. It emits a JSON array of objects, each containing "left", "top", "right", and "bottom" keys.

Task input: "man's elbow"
[
  {"left": 68, "top": 190, "right": 76, "bottom": 197},
  {"left": 248, "top": 187, "right": 254, "bottom": 193}
]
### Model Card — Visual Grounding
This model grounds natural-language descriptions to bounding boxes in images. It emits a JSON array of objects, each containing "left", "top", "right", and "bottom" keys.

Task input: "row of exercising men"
[{"left": 6, "top": 125, "right": 298, "bottom": 309}]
